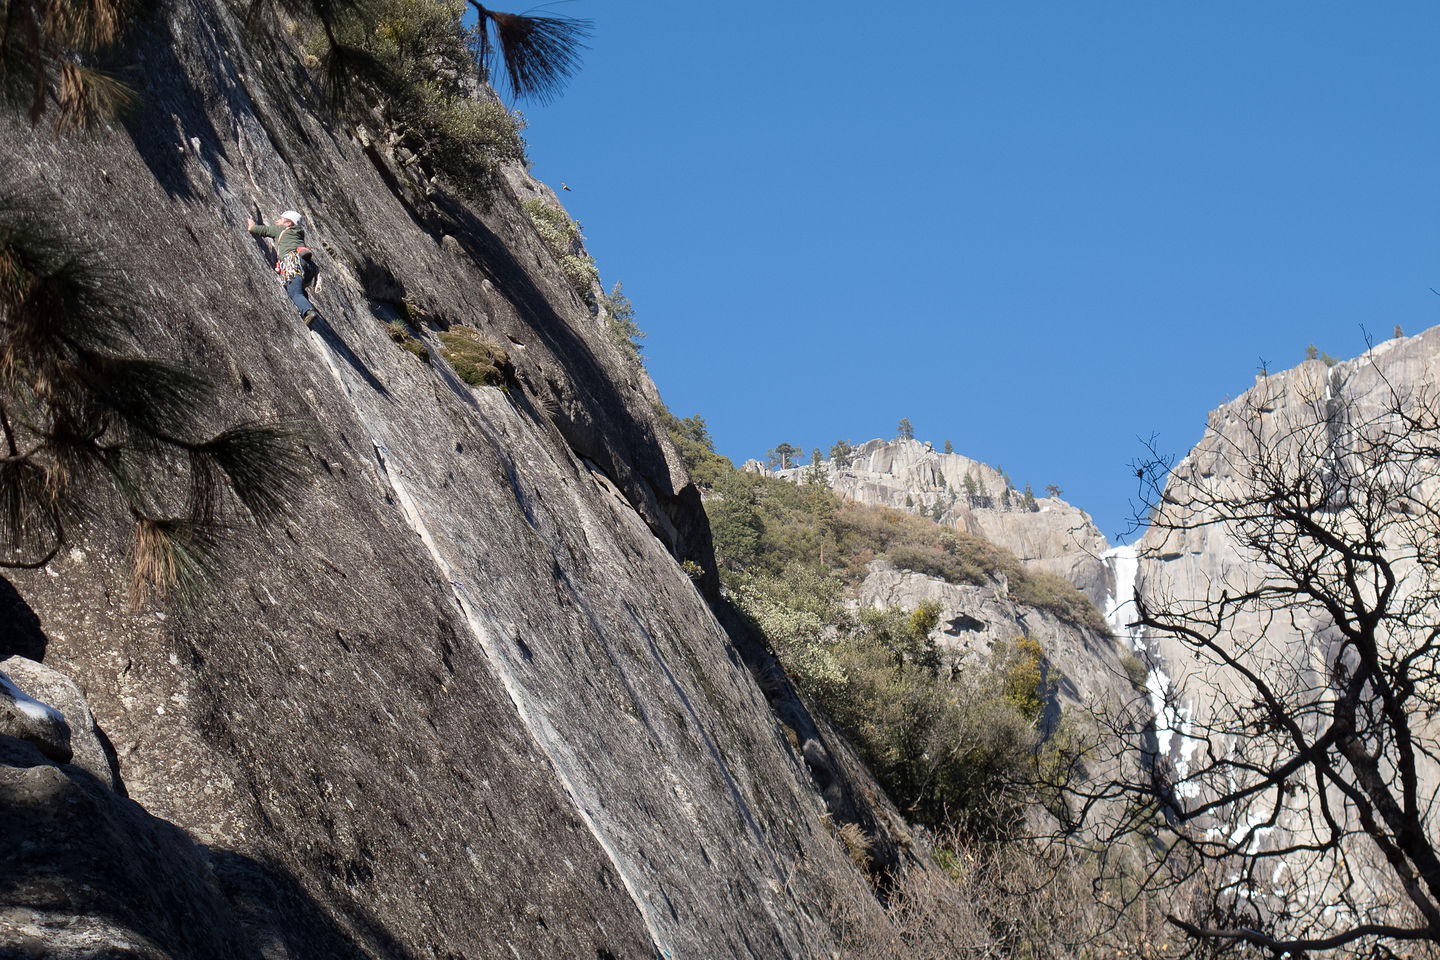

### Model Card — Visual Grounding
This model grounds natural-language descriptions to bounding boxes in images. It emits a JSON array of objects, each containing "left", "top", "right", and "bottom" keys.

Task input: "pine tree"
[
  {"left": 1022, "top": 483, "right": 1038, "bottom": 512},
  {"left": 897, "top": 417, "right": 914, "bottom": 441},
  {"left": 468, "top": 3, "right": 594, "bottom": 104},
  {"left": 0, "top": 193, "right": 311, "bottom": 598},
  {"left": 804, "top": 448, "right": 827, "bottom": 485},
  {"left": 1, "top": 0, "right": 140, "bottom": 130}
]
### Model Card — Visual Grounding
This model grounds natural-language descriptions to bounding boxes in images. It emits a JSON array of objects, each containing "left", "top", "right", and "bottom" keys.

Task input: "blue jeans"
[{"left": 285, "top": 275, "right": 314, "bottom": 315}]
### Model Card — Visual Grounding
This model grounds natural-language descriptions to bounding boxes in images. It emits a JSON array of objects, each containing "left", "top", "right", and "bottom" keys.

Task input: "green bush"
[
  {"left": 734, "top": 565, "right": 848, "bottom": 697},
  {"left": 656, "top": 408, "right": 734, "bottom": 491},
  {"left": 601, "top": 282, "right": 645, "bottom": 368},
  {"left": 1119, "top": 652, "right": 1149, "bottom": 690},
  {"left": 387, "top": 321, "right": 430, "bottom": 362},
  {"left": 309, "top": 0, "right": 527, "bottom": 200},
  {"left": 522, "top": 199, "right": 599, "bottom": 300},
  {"left": 826, "top": 623, "right": 1038, "bottom": 839},
  {"left": 996, "top": 636, "right": 1046, "bottom": 724},
  {"left": 437, "top": 326, "right": 511, "bottom": 386}
]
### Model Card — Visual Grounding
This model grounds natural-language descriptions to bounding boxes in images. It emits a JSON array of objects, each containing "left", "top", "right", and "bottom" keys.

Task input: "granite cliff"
[
  {"left": 1120, "top": 329, "right": 1440, "bottom": 780},
  {"left": 768, "top": 438, "right": 1113, "bottom": 606},
  {"left": 1105, "top": 328, "right": 1440, "bottom": 939},
  {"left": 0, "top": 2, "right": 892, "bottom": 956},
  {"left": 758, "top": 439, "right": 1133, "bottom": 752}
]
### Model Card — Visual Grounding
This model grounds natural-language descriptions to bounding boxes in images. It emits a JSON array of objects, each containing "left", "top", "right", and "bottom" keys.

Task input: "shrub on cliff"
[
  {"left": 600, "top": 282, "right": 644, "bottom": 368},
  {"left": 0, "top": 192, "right": 311, "bottom": 598},
  {"left": 305, "top": 0, "right": 526, "bottom": 199},
  {"left": 436, "top": 325, "right": 511, "bottom": 386},
  {"left": 521, "top": 199, "right": 598, "bottom": 301}
]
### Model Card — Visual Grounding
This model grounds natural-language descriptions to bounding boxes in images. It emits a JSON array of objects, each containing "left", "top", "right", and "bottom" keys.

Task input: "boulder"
[
  {"left": 1, "top": 656, "right": 122, "bottom": 792},
  {"left": 0, "top": 668, "right": 71, "bottom": 765}
]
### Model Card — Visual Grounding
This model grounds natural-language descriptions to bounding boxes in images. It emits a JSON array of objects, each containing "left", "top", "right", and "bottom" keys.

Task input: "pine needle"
[
  {"left": 0, "top": 456, "right": 61, "bottom": 561},
  {"left": 195, "top": 420, "right": 314, "bottom": 523},
  {"left": 54, "top": 61, "right": 136, "bottom": 132},
  {"left": 128, "top": 516, "right": 220, "bottom": 602},
  {"left": 88, "top": 356, "right": 214, "bottom": 440},
  {"left": 475, "top": 5, "right": 591, "bottom": 105}
]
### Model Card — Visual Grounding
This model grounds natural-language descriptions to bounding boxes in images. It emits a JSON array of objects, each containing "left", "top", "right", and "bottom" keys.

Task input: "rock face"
[
  {"left": 1115, "top": 329, "right": 1440, "bottom": 884},
  {"left": 1, "top": 657, "right": 121, "bottom": 789},
  {"left": 860, "top": 562, "right": 1135, "bottom": 728},
  {"left": 774, "top": 438, "right": 1113, "bottom": 605},
  {"left": 0, "top": 3, "right": 882, "bottom": 956},
  {"left": 1125, "top": 330, "right": 1440, "bottom": 767}
]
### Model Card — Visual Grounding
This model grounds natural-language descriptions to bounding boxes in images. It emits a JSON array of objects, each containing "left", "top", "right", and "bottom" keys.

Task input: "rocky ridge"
[
  {"left": 765, "top": 438, "right": 1114, "bottom": 606},
  {"left": 756, "top": 438, "right": 1134, "bottom": 739},
  {"left": 1123, "top": 330, "right": 1440, "bottom": 774}
]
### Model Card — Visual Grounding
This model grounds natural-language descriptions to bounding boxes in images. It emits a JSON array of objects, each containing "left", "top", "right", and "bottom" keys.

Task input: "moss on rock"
[{"left": 437, "top": 326, "right": 512, "bottom": 386}]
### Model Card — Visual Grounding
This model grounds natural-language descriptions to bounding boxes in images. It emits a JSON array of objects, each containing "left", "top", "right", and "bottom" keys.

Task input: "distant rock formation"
[
  {"left": 860, "top": 561, "right": 1135, "bottom": 726},
  {"left": 1124, "top": 330, "right": 1440, "bottom": 774},
  {"left": 771, "top": 438, "right": 1113, "bottom": 605},
  {"left": 1107, "top": 328, "right": 1440, "bottom": 927}
]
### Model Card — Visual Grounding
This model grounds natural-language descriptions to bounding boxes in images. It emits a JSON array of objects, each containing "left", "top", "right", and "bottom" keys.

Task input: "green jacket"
[{"left": 249, "top": 221, "right": 307, "bottom": 256}]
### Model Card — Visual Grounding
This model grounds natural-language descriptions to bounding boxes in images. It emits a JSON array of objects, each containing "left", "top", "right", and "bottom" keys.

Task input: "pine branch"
[
  {"left": 471, "top": 4, "right": 591, "bottom": 105},
  {"left": 190, "top": 420, "right": 314, "bottom": 524}
]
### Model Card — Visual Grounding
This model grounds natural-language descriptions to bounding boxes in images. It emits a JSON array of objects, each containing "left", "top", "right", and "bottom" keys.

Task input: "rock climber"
[{"left": 247, "top": 209, "right": 319, "bottom": 326}]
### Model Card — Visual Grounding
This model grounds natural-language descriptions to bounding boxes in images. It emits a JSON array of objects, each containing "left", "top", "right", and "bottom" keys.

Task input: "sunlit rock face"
[
  {"left": 775, "top": 438, "right": 1113, "bottom": 606},
  {"left": 1124, "top": 331, "right": 1440, "bottom": 772},
  {"left": 0, "top": 2, "right": 881, "bottom": 955},
  {"left": 1113, "top": 330, "right": 1440, "bottom": 910}
]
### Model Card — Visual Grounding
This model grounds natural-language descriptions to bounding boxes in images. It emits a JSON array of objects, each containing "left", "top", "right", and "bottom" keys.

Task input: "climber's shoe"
[{"left": 303, "top": 309, "right": 319, "bottom": 327}]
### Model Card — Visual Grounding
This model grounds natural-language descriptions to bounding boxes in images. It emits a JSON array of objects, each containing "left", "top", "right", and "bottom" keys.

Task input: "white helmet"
[{"left": 279, "top": 209, "right": 303, "bottom": 225}]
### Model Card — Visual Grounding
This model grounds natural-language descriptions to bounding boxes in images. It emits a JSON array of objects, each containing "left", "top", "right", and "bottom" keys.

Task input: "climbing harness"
[{"left": 271, "top": 225, "right": 319, "bottom": 292}]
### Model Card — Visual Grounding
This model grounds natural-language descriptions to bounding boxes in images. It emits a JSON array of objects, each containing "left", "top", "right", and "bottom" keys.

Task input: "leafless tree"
[{"left": 1067, "top": 355, "right": 1440, "bottom": 956}]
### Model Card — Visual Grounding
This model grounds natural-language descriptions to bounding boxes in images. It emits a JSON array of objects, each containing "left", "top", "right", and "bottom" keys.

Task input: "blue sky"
[{"left": 506, "top": 1, "right": 1438, "bottom": 544}]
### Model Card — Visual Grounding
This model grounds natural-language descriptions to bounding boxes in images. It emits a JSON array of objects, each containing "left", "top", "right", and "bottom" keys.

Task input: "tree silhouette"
[
  {"left": 467, "top": 3, "right": 593, "bottom": 105},
  {"left": 1066, "top": 365, "right": 1440, "bottom": 954}
]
